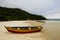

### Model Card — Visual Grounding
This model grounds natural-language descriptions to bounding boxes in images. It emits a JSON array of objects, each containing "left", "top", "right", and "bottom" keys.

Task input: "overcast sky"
[{"left": 0, "top": 0, "right": 60, "bottom": 19}]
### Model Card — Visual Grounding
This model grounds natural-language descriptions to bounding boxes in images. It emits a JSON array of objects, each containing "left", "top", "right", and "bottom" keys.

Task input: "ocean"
[{"left": 47, "top": 19, "right": 60, "bottom": 21}]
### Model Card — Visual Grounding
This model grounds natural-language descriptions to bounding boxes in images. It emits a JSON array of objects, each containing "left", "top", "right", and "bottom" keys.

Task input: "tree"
[{"left": 0, "top": 6, "right": 47, "bottom": 21}]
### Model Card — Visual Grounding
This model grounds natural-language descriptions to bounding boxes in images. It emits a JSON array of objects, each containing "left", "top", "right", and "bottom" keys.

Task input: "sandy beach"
[{"left": 0, "top": 21, "right": 60, "bottom": 40}]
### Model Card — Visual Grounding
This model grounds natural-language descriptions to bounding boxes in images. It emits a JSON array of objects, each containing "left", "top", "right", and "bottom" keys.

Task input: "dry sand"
[{"left": 0, "top": 21, "right": 60, "bottom": 40}]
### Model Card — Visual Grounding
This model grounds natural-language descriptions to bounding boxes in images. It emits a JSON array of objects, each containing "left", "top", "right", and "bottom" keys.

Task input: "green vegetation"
[{"left": 0, "top": 6, "right": 47, "bottom": 21}]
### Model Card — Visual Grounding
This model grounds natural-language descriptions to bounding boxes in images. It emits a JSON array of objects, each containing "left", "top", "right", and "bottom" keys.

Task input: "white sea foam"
[{"left": 0, "top": 21, "right": 43, "bottom": 27}]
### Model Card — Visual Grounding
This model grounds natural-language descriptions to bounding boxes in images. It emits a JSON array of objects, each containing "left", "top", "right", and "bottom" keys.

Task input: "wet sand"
[{"left": 0, "top": 21, "right": 60, "bottom": 40}]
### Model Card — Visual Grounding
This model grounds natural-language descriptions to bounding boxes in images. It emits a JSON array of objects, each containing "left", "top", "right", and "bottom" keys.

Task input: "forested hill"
[{"left": 0, "top": 7, "right": 47, "bottom": 21}]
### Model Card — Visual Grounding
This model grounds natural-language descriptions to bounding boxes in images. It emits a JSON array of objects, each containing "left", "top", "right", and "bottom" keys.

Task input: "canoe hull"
[{"left": 5, "top": 27, "right": 42, "bottom": 33}]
